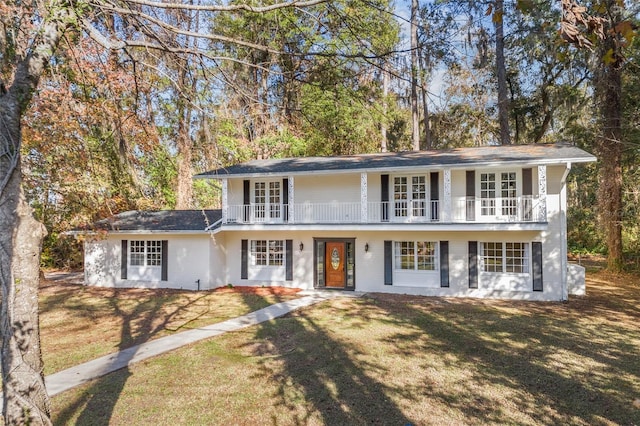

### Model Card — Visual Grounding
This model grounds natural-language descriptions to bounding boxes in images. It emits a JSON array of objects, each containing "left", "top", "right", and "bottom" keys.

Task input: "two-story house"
[{"left": 82, "top": 143, "right": 596, "bottom": 301}]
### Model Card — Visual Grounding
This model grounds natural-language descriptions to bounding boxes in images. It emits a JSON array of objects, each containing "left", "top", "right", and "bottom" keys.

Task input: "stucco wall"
[{"left": 85, "top": 234, "right": 215, "bottom": 290}]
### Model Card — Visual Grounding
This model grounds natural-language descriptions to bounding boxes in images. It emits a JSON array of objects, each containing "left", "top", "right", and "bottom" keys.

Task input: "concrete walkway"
[{"left": 2, "top": 290, "right": 359, "bottom": 410}]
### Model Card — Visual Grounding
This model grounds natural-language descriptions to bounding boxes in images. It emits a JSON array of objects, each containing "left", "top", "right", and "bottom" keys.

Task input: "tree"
[
  {"left": 560, "top": 0, "right": 638, "bottom": 270},
  {"left": 0, "top": 0, "right": 352, "bottom": 422}
]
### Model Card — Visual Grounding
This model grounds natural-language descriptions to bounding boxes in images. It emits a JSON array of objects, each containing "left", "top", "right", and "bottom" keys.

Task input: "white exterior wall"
[
  {"left": 84, "top": 234, "right": 217, "bottom": 290},
  {"left": 292, "top": 174, "right": 361, "bottom": 204},
  {"left": 222, "top": 227, "right": 566, "bottom": 300}
]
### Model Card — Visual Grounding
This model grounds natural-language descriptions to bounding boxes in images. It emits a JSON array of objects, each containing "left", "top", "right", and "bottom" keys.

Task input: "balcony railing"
[{"left": 224, "top": 196, "right": 544, "bottom": 225}]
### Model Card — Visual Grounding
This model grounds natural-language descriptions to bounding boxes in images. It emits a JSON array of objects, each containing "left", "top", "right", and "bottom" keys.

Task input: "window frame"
[
  {"left": 250, "top": 239, "right": 284, "bottom": 267},
  {"left": 392, "top": 174, "right": 429, "bottom": 220},
  {"left": 478, "top": 170, "right": 521, "bottom": 218},
  {"left": 480, "top": 241, "right": 530, "bottom": 274},
  {"left": 129, "top": 240, "right": 163, "bottom": 268},
  {"left": 252, "top": 180, "right": 282, "bottom": 221},
  {"left": 394, "top": 241, "right": 439, "bottom": 272}
]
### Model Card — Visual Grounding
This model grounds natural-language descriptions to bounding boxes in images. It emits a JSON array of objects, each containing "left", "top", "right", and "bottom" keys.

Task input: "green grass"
[
  {"left": 48, "top": 272, "right": 640, "bottom": 425},
  {"left": 39, "top": 282, "right": 299, "bottom": 374}
]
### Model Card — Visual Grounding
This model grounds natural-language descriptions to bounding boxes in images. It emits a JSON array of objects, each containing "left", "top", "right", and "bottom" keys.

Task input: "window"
[
  {"left": 480, "top": 172, "right": 519, "bottom": 217},
  {"left": 395, "top": 241, "right": 438, "bottom": 271},
  {"left": 501, "top": 172, "right": 517, "bottom": 216},
  {"left": 394, "top": 176, "right": 427, "bottom": 219},
  {"left": 130, "top": 240, "right": 163, "bottom": 267},
  {"left": 251, "top": 240, "right": 284, "bottom": 266},
  {"left": 481, "top": 242, "right": 529, "bottom": 274},
  {"left": 480, "top": 173, "right": 496, "bottom": 215},
  {"left": 254, "top": 181, "right": 281, "bottom": 221}
]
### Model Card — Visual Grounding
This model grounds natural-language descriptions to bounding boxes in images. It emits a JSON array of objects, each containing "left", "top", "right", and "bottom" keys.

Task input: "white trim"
[
  {"left": 222, "top": 179, "right": 228, "bottom": 223},
  {"left": 443, "top": 169, "right": 451, "bottom": 222},
  {"left": 360, "top": 172, "right": 368, "bottom": 223},
  {"left": 538, "top": 165, "right": 547, "bottom": 221},
  {"left": 288, "top": 176, "right": 295, "bottom": 223}
]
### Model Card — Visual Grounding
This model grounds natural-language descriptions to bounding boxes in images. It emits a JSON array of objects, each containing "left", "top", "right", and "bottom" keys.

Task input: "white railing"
[
  {"left": 225, "top": 196, "right": 544, "bottom": 225},
  {"left": 294, "top": 202, "right": 362, "bottom": 223},
  {"left": 451, "top": 196, "right": 542, "bottom": 222}
]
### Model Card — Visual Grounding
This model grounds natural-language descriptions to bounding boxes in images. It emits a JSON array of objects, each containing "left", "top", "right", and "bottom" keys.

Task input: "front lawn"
[{"left": 49, "top": 272, "right": 640, "bottom": 425}]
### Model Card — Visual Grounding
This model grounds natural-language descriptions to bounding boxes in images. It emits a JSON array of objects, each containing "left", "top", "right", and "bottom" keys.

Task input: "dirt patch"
[{"left": 213, "top": 285, "right": 302, "bottom": 296}]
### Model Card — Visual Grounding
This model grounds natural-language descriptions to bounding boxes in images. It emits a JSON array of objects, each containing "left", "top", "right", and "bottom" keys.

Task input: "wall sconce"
[
  {"left": 365, "top": 243, "right": 369, "bottom": 252},
  {"left": 299, "top": 242, "right": 304, "bottom": 252}
]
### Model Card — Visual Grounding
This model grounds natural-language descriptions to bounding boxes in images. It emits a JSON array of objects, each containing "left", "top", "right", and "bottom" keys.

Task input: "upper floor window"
[
  {"left": 254, "top": 181, "right": 281, "bottom": 220},
  {"left": 393, "top": 175, "right": 427, "bottom": 219},
  {"left": 480, "top": 242, "right": 529, "bottom": 274},
  {"left": 480, "top": 172, "right": 517, "bottom": 216}
]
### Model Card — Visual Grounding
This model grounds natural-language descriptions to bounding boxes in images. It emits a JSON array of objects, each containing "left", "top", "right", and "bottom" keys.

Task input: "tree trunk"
[
  {"left": 0, "top": 3, "right": 71, "bottom": 422},
  {"left": 494, "top": 0, "right": 511, "bottom": 145},
  {"left": 0, "top": 95, "right": 51, "bottom": 425},
  {"left": 595, "top": 22, "right": 624, "bottom": 270},
  {"left": 381, "top": 64, "right": 389, "bottom": 153},
  {"left": 410, "top": 0, "right": 420, "bottom": 151}
]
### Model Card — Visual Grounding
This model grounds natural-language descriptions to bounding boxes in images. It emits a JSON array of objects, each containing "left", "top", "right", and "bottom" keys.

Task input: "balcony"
[{"left": 224, "top": 196, "right": 544, "bottom": 225}]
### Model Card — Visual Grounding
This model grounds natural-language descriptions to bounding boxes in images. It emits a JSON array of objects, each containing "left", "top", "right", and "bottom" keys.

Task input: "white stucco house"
[{"left": 79, "top": 143, "right": 596, "bottom": 301}]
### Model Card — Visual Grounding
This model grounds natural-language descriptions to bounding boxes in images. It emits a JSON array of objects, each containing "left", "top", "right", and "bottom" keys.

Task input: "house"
[{"left": 80, "top": 143, "right": 596, "bottom": 301}]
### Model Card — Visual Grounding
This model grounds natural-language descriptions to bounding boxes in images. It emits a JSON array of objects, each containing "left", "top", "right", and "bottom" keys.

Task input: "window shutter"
[
  {"left": 522, "top": 168, "right": 533, "bottom": 196},
  {"left": 430, "top": 172, "right": 439, "bottom": 221},
  {"left": 161, "top": 240, "right": 168, "bottom": 281},
  {"left": 283, "top": 178, "right": 289, "bottom": 222},
  {"left": 121, "top": 240, "right": 128, "bottom": 280},
  {"left": 286, "top": 240, "right": 293, "bottom": 281},
  {"left": 532, "top": 242, "right": 543, "bottom": 291},
  {"left": 440, "top": 241, "right": 449, "bottom": 288},
  {"left": 384, "top": 240, "right": 393, "bottom": 285},
  {"left": 381, "top": 174, "right": 389, "bottom": 222},
  {"left": 466, "top": 171, "right": 476, "bottom": 221},
  {"left": 241, "top": 239, "right": 248, "bottom": 279},
  {"left": 468, "top": 241, "right": 478, "bottom": 289},
  {"left": 243, "top": 180, "right": 250, "bottom": 222}
]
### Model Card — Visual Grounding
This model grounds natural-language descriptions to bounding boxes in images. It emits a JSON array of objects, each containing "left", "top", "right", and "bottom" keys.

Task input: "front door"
[{"left": 325, "top": 242, "right": 345, "bottom": 287}]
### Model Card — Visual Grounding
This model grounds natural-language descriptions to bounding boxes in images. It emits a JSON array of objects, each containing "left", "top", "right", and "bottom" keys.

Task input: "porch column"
[
  {"left": 221, "top": 178, "right": 228, "bottom": 224},
  {"left": 443, "top": 169, "right": 451, "bottom": 222},
  {"left": 288, "top": 176, "right": 295, "bottom": 223},
  {"left": 538, "top": 165, "right": 547, "bottom": 221},
  {"left": 361, "top": 172, "right": 368, "bottom": 223}
]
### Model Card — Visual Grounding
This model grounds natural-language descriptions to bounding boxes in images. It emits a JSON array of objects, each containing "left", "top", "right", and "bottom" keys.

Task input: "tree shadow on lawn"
[
  {"left": 53, "top": 292, "right": 211, "bottom": 425},
  {"left": 367, "top": 290, "right": 640, "bottom": 425},
  {"left": 241, "top": 294, "right": 413, "bottom": 425}
]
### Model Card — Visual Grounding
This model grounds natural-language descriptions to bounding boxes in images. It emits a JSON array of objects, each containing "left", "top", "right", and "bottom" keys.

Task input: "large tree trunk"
[
  {"left": 0, "top": 95, "right": 51, "bottom": 425},
  {"left": 410, "top": 0, "right": 420, "bottom": 151},
  {"left": 494, "top": 0, "right": 511, "bottom": 145},
  {"left": 595, "top": 17, "right": 624, "bottom": 271},
  {"left": 0, "top": 3, "right": 71, "bottom": 422}
]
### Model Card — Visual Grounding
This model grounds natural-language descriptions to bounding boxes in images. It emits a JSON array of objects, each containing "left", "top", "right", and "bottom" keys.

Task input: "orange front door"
[{"left": 325, "top": 242, "right": 345, "bottom": 288}]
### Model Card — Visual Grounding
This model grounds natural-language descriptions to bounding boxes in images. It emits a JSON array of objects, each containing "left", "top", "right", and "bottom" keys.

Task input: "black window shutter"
[
  {"left": 532, "top": 242, "right": 543, "bottom": 291},
  {"left": 381, "top": 174, "right": 389, "bottom": 222},
  {"left": 522, "top": 168, "right": 533, "bottom": 196},
  {"left": 283, "top": 178, "right": 289, "bottom": 222},
  {"left": 466, "top": 171, "right": 476, "bottom": 221},
  {"left": 440, "top": 241, "right": 449, "bottom": 287},
  {"left": 121, "top": 240, "right": 128, "bottom": 280},
  {"left": 430, "top": 172, "right": 439, "bottom": 220},
  {"left": 286, "top": 240, "right": 293, "bottom": 281},
  {"left": 468, "top": 241, "right": 478, "bottom": 289},
  {"left": 241, "top": 239, "right": 248, "bottom": 279},
  {"left": 430, "top": 172, "right": 439, "bottom": 201},
  {"left": 243, "top": 180, "right": 250, "bottom": 222},
  {"left": 384, "top": 240, "right": 393, "bottom": 285},
  {"left": 161, "top": 240, "right": 168, "bottom": 281}
]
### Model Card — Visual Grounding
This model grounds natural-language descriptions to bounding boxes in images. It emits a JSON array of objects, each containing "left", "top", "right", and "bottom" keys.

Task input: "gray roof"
[
  {"left": 196, "top": 143, "right": 596, "bottom": 178},
  {"left": 85, "top": 210, "right": 222, "bottom": 232}
]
